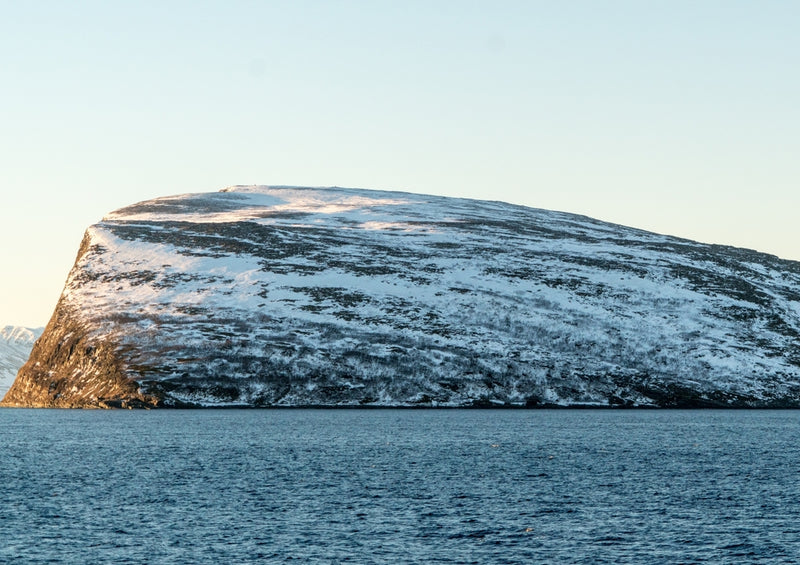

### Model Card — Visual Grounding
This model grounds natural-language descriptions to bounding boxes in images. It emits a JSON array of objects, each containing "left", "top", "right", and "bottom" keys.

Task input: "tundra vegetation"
[{"left": 3, "top": 186, "right": 799, "bottom": 408}]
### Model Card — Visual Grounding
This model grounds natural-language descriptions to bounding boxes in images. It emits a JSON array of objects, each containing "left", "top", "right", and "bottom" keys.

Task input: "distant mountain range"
[
  {"left": 3, "top": 186, "right": 799, "bottom": 408},
  {"left": 0, "top": 326, "right": 42, "bottom": 399}
]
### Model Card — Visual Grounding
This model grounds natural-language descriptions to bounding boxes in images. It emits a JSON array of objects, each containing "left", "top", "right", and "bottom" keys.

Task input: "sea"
[{"left": 1, "top": 409, "right": 799, "bottom": 564}]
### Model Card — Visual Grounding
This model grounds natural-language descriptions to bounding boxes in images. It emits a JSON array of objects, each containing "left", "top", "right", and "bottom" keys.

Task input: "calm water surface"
[{"left": 1, "top": 409, "right": 799, "bottom": 563}]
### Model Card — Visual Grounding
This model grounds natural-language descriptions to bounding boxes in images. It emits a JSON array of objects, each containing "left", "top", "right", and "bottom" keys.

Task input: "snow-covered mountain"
[
  {"left": 0, "top": 326, "right": 42, "bottom": 399},
  {"left": 3, "top": 186, "right": 800, "bottom": 408}
]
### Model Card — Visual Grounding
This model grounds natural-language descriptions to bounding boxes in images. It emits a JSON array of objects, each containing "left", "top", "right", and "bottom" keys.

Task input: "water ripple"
[{"left": 1, "top": 409, "right": 799, "bottom": 563}]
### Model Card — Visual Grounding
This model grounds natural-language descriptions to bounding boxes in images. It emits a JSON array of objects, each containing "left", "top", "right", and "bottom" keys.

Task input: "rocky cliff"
[{"left": 3, "top": 186, "right": 799, "bottom": 408}]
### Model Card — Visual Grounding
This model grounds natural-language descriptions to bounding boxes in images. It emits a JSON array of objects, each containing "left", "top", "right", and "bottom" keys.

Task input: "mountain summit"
[{"left": 3, "top": 186, "right": 799, "bottom": 408}]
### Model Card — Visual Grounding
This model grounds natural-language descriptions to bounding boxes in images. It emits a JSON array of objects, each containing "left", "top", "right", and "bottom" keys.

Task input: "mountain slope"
[
  {"left": 0, "top": 326, "right": 42, "bottom": 398},
  {"left": 3, "top": 186, "right": 799, "bottom": 408}
]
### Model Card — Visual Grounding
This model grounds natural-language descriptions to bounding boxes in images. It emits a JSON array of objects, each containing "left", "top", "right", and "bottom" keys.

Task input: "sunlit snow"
[{"left": 31, "top": 185, "right": 800, "bottom": 407}]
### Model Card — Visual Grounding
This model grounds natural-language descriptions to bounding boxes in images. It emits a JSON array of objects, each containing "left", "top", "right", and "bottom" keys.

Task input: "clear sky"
[{"left": 2, "top": 1, "right": 799, "bottom": 327}]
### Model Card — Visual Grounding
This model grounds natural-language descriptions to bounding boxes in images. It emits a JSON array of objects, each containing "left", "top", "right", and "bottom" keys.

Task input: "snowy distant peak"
[
  {"left": 1, "top": 326, "right": 41, "bottom": 345},
  {"left": 0, "top": 326, "right": 42, "bottom": 399}
]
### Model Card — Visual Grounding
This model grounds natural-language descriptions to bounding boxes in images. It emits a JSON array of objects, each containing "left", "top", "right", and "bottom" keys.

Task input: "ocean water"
[{"left": 1, "top": 409, "right": 799, "bottom": 564}]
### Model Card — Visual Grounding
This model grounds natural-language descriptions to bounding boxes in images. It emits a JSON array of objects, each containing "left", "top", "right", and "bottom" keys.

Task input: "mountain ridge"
[{"left": 3, "top": 186, "right": 799, "bottom": 408}]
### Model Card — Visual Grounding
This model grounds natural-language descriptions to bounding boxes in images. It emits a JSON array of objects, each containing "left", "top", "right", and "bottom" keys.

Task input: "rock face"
[
  {"left": 3, "top": 186, "right": 800, "bottom": 408},
  {"left": 0, "top": 326, "right": 42, "bottom": 399}
]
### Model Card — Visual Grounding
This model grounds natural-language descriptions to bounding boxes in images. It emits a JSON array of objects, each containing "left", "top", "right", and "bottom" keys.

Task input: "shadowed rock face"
[
  {"left": 4, "top": 185, "right": 800, "bottom": 408},
  {"left": 2, "top": 237, "right": 158, "bottom": 408}
]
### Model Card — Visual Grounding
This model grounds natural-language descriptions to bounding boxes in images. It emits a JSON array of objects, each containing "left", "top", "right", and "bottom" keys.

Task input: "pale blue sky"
[{"left": 2, "top": 1, "right": 799, "bottom": 326}]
